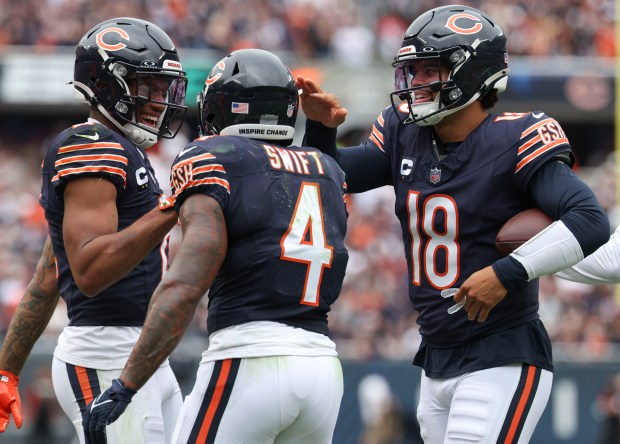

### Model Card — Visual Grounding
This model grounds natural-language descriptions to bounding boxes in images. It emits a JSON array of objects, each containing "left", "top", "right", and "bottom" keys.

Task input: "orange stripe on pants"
[
  {"left": 196, "top": 359, "right": 233, "bottom": 443},
  {"left": 504, "top": 365, "right": 536, "bottom": 444},
  {"left": 76, "top": 366, "right": 94, "bottom": 406}
]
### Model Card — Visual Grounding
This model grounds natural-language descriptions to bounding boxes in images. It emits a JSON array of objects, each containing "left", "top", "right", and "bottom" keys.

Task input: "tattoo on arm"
[
  {"left": 0, "top": 237, "right": 60, "bottom": 374},
  {"left": 121, "top": 195, "right": 227, "bottom": 390}
]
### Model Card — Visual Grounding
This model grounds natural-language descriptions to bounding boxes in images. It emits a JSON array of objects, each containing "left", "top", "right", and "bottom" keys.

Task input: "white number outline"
[
  {"left": 407, "top": 191, "right": 460, "bottom": 289},
  {"left": 280, "top": 182, "right": 334, "bottom": 306}
]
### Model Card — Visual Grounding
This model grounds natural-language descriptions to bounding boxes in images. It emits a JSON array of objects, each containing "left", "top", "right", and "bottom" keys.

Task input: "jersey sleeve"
[
  {"left": 169, "top": 137, "right": 231, "bottom": 211},
  {"left": 365, "top": 107, "right": 392, "bottom": 153},
  {"left": 514, "top": 112, "right": 572, "bottom": 186},
  {"left": 50, "top": 124, "right": 128, "bottom": 197}
]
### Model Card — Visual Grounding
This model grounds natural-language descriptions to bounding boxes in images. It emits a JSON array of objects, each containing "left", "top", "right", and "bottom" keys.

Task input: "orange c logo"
[
  {"left": 96, "top": 27, "right": 130, "bottom": 51},
  {"left": 205, "top": 60, "right": 226, "bottom": 86},
  {"left": 445, "top": 13, "right": 483, "bottom": 35}
]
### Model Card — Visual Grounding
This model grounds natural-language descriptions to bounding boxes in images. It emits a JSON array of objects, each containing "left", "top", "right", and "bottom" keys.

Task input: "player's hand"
[
  {"left": 453, "top": 266, "right": 507, "bottom": 323},
  {"left": 158, "top": 194, "right": 176, "bottom": 211},
  {"left": 83, "top": 379, "right": 136, "bottom": 444},
  {"left": 296, "top": 75, "right": 348, "bottom": 128},
  {"left": 0, "top": 370, "right": 22, "bottom": 432}
]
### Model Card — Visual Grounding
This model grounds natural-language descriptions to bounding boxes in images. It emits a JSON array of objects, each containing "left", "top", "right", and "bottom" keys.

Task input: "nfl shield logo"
[
  {"left": 430, "top": 167, "right": 441, "bottom": 184},
  {"left": 287, "top": 104, "right": 294, "bottom": 117}
]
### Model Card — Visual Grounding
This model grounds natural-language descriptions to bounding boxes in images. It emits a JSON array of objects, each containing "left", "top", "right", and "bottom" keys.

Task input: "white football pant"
[
  {"left": 417, "top": 363, "right": 553, "bottom": 443},
  {"left": 171, "top": 355, "right": 343, "bottom": 444},
  {"left": 52, "top": 356, "right": 183, "bottom": 444}
]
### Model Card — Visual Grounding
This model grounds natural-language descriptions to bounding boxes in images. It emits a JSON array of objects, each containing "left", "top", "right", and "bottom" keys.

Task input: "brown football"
[{"left": 495, "top": 208, "right": 554, "bottom": 256}]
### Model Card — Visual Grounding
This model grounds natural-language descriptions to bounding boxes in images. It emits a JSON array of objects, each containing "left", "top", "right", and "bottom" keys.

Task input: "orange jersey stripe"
[
  {"left": 515, "top": 137, "right": 569, "bottom": 173},
  {"left": 55, "top": 154, "right": 128, "bottom": 167},
  {"left": 371, "top": 124, "right": 385, "bottom": 144},
  {"left": 504, "top": 365, "right": 536, "bottom": 444},
  {"left": 193, "top": 164, "right": 226, "bottom": 175},
  {"left": 520, "top": 118, "right": 554, "bottom": 139},
  {"left": 196, "top": 359, "right": 233, "bottom": 443},
  {"left": 369, "top": 133, "right": 385, "bottom": 152},
  {"left": 190, "top": 177, "right": 231, "bottom": 192},
  {"left": 58, "top": 142, "right": 124, "bottom": 153},
  {"left": 174, "top": 152, "right": 217, "bottom": 169},
  {"left": 52, "top": 166, "right": 127, "bottom": 183},
  {"left": 517, "top": 135, "right": 541, "bottom": 156}
]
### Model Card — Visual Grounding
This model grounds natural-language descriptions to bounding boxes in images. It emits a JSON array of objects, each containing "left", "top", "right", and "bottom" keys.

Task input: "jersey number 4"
[{"left": 280, "top": 182, "right": 334, "bottom": 306}]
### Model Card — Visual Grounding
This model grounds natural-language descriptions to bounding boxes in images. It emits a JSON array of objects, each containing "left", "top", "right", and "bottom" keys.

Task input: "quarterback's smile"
[
  {"left": 414, "top": 90, "right": 433, "bottom": 103},
  {"left": 140, "top": 113, "right": 160, "bottom": 128}
]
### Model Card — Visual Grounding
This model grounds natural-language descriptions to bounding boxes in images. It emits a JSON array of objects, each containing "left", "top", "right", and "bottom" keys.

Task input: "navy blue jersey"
[
  {"left": 169, "top": 135, "right": 349, "bottom": 337},
  {"left": 40, "top": 121, "right": 166, "bottom": 326},
  {"left": 364, "top": 108, "right": 574, "bottom": 375}
]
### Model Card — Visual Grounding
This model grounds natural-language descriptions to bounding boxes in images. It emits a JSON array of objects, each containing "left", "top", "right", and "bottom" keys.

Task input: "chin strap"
[{"left": 123, "top": 124, "right": 158, "bottom": 150}]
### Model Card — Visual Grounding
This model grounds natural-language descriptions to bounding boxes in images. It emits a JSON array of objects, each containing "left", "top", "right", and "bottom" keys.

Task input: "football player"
[
  {"left": 0, "top": 17, "right": 187, "bottom": 444},
  {"left": 82, "top": 49, "right": 349, "bottom": 444},
  {"left": 297, "top": 5, "right": 609, "bottom": 443}
]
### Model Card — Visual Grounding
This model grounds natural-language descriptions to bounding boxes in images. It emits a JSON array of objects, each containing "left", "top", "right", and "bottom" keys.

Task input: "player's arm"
[
  {"left": 297, "top": 75, "right": 391, "bottom": 192},
  {"left": 83, "top": 193, "right": 227, "bottom": 443},
  {"left": 555, "top": 224, "right": 619, "bottom": 284},
  {"left": 457, "top": 160, "right": 609, "bottom": 322},
  {"left": 121, "top": 193, "right": 227, "bottom": 390},
  {"left": 493, "top": 160, "right": 609, "bottom": 283},
  {"left": 62, "top": 177, "right": 177, "bottom": 297},
  {"left": 0, "top": 235, "right": 59, "bottom": 432}
]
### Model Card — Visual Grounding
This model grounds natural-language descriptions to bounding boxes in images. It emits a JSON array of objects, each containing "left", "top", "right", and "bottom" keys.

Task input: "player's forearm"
[
  {"left": 0, "top": 238, "right": 59, "bottom": 374},
  {"left": 75, "top": 207, "right": 177, "bottom": 297},
  {"left": 120, "top": 281, "right": 200, "bottom": 391},
  {"left": 120, "top": 196, "right": 227, "bottom": 391}
]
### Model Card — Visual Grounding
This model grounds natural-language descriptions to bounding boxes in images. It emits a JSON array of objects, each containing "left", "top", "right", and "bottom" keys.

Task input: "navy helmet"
[
  {"left": 73, "top": 17, "right": 187, "bottom": 148},
  {"left": 391, "top": 5, "right": 509, "bottom": 126},
  {"left": 198, "top": 49, "right": 298, "bottom": 145}
]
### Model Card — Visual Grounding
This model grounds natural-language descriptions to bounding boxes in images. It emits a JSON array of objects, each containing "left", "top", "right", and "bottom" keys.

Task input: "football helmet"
[
  {"left": 390, "top": 5, "right": 509, "bottom": 126},
  {"left": 73, "top": 17, "right": 187, "bottom": 149},
  {"left": 197, "top": 49, "right": 298, "bottom": 145}
]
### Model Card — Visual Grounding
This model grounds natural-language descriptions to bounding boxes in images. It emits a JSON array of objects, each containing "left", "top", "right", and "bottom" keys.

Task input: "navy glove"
[{"left": 82, "top": 379, "right": 136, "bottom": 444}]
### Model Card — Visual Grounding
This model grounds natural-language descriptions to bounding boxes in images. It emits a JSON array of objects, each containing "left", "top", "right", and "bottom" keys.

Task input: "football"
[{"left": 495, "top": 208, "right": 554, "bottom": 256}]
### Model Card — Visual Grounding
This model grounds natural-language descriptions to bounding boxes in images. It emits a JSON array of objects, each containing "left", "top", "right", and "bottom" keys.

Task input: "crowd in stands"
[
  {"left": 0, "top": 115, "right": 617, "bottom": 362},
  {"left": 0, "top": 0, "right": 615, "bottom": 60}
]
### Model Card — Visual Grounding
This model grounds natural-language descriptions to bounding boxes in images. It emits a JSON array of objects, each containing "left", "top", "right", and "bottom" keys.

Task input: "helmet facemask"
[{"left": 114, "top": 67, "right": 187, "bottom": 147}]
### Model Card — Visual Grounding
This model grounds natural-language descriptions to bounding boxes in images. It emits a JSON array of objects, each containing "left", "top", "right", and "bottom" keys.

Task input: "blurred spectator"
[
  {"left": 596, "top": 373, "right": 620, "bottom": 444},
  {"left": 357, "top": 373, "right": 422, "bottom": 443},
  {"left": 0, "top": 0, "right": 614, "bottom": 58}
]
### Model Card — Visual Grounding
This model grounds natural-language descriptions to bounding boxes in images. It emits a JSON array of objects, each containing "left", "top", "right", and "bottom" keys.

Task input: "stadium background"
[{"left": 0, "top": 0, "right": 616, "bottom": 443}]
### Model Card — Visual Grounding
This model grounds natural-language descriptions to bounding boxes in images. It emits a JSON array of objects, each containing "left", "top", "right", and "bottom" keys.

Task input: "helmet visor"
[{"left": 394, "top": 58, "right": 443, "bottom": 91}]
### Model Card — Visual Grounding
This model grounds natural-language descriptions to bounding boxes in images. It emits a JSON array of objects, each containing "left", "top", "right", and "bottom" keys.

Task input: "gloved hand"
[
  {"left": 83, "top": 379, "right": 136, "bottom": 444},
  {"left": 158, "top": 194, "right": 176, "bottom": 211},
  {"left": 0, "top": 369, "right": 22, "bottom": 432}
]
